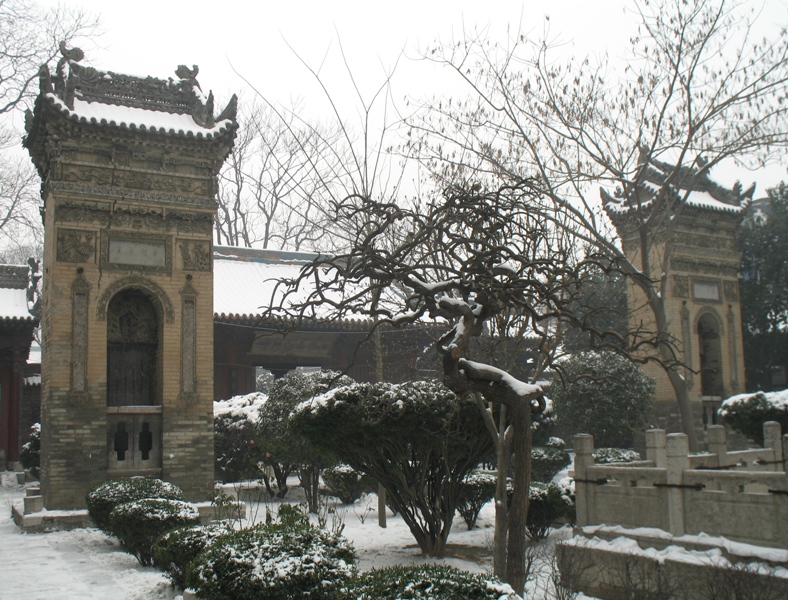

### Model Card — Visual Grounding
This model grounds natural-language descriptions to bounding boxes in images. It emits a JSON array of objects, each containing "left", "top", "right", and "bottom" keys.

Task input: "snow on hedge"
[
  {"left": 214, "top": 392, "right": 267, "bottom": 421},
  {"left": 719, "top": 389, "right": 788, "bottom": 413}
]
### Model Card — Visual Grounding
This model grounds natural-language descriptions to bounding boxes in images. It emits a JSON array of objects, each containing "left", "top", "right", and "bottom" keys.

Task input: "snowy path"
[
  {"left": 0, "top": 479, "right": 177, "bottom": 600},
  {"left": 1, "top": 474, "right": 577, "bottom": 599}
]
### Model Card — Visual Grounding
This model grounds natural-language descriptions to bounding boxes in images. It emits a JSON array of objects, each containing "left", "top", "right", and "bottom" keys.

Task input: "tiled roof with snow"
[
  {"left": 212, "top": 246, "right": 373, "bottom": 328},
  {"left": 0, "top": 287, "right": 32, "bottom": 322},
  {"left": 0, "top": 265, "right": 34, "bottom": 323},
  {"left": 602, "top": 158, "right": 754, "bottom": 219},
  {"left": 44, "top": 94, "right": 234, "bottom": 139}
]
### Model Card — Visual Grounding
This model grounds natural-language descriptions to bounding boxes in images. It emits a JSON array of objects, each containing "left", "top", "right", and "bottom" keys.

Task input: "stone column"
[
  {"left": 666, "top": 433, "right": 689, "bottom": 536},
  {"left": 706, "top": 425, "right": 728, "bottom": 468},
  {"left": 646, "top": 429, "right": 667, "bottom": 468},
  {"left": 763, "top": 422, "right": 782, "bottom": 471},
  {"left": 573, "top": 434, "right": 595, "bottom": 527}
]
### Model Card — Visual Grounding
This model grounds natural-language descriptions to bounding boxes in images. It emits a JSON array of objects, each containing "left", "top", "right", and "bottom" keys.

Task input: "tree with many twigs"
[
  {"left": 0, "top": 0, "right": 98, "bottom": 257},
  {"left": 410, "top": 0, "right": 788, "bottom": 451},
  {"left": 263, "top": 178, "right": 619, "bottom": 592}
]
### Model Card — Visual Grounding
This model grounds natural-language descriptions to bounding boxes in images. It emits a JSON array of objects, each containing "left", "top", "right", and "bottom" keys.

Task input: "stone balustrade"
[{"left": 573, "top": 422, "right": 788, "bottom": 548}]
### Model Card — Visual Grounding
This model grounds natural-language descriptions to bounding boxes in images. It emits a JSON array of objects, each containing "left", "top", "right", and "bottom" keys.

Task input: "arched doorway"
[
  {"left": 698, "top": 313, "right": 723, "bottom": 397},
  {"left": 107, "top": 289, "right": 159, "bottom": 406},
  {"left": 106, "top": 288, "right": 163, "bottom": 475}
]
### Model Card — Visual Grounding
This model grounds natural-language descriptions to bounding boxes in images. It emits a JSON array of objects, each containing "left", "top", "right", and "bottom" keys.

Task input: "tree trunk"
[
  {"left": 505, "top": 399, "right": 531, "bottom": 596},
  {"left": 493, "top": 416, "right": 511, "bottom": 579},
  {"left": 300, "top": 465, "right": 321, "bottom": 513},
  {"left": 651, "top": 295, "right": 700, "bottom": 451}
]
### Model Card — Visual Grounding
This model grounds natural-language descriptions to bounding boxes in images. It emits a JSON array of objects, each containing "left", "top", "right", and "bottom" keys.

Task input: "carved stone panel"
[
  {"left": 180, "top": 240, "right": 211, "bottom": 271},
  {"left": 69, "top": 272, "right": 90, "bottom": 405},
  {"left": 100, "top": 232, "right": 172, "bottom": 274},
  {"left": 56, "top": 229, "right": 96, "bottom": 263},
  {"left": 55, "top": 200, "right": 111, "bottom": 225},
  {"left": 723, "top": 280, "right": 740, "bottom": 302},
  {"left": 673, "top": 275, "right": 689, "bottom": 299}
]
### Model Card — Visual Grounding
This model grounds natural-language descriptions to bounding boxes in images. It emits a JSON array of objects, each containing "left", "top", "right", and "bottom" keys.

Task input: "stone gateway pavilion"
[{"left": 23, "top": 49, "right": 237, "bottom": 509}]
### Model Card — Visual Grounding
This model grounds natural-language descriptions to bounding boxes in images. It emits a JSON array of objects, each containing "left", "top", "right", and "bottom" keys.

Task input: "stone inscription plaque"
[{"left": 109, "top": 239, "right": 166, "bottom": 267}]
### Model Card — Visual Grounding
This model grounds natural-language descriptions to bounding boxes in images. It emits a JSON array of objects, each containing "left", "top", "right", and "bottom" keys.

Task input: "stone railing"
[{"left": 573, "top": 422, "right": 788, "bottom": 549}]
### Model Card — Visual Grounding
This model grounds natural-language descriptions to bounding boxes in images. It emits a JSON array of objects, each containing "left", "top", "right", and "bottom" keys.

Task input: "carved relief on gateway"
[
  {"left": 673, "top": 275, "right": 689, "bottom": 298},
  {"left": 179, "top": 240, "right": 211, "bottom": 271},
  {"left": 723, "top": 280, "right": 739, "bottom": 302},
  {"left": 54, "top": 200, "right": 211, "bottom": 234},
  {"left": 57, "top": 228, "right": 96, "bottom": 263}
]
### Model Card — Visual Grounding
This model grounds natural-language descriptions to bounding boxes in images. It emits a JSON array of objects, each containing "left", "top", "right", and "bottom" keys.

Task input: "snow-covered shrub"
[
  {"left": 719, "top": 390, "right": 788, "bottom": 445},
  {"left": 20, "top": 422, "right": 40, "bottom": 478},
  {"left": 86, "top": 477, "right": 184, "bottom": 532},
  {"left": 152, "top": 523, "right": 230, "bottom": 589},
  {"left": 594, "top": 448, "right": 641, "bottom": 464},
  {"left": 108, "top": 498, "right": 200, "bottom": 566},
  {"left": 322, "top": 464, "right": 372, "bottom": 505},
  {"left": 531, "top": 443, "right": 570, "bottom": 483},
  {"left": 290, "top": 379, "right": 493, "bottom": 557},
  {"left": 551, "top": 350, "right": 655, "bottom": 448},
  {"left": 531, "top": 396, "right": 558, "bottom": 447},
  {"left": 348, "top": 564, "right": 519, "bottom": 599},
  {"left": 186, "top": 515, "right": 356, "bottom": 599},
  {"left": 525, "top": 482, "right": 569, "bottom": 541},
  {"left": 261, "top": 370, "right": 355, "bottom": 511},
  {"left": 457, "top": 471, "right": 497, "bottom": 529},
  {"left": 214, "top": 392, "right": 267, "bottom": 483},
  {"left": 554, "top": 476, "right": 576, "bottom": 526}
]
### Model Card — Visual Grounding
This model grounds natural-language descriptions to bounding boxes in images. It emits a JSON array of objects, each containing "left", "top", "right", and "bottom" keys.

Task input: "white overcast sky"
[{"left": 40, "top": 0, "right": 788, "bottom": 192}]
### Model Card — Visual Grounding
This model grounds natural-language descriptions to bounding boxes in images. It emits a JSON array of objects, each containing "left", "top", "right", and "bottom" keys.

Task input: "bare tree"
[
  {"left": 263, "top": 178, "right": 615, "bottom": 593},
  {"left": 0, "top": 154, "right": 41, "bottom": 258},
  {"left": 411, "top": 0, "right": 788, "bottom": 449},
  {"left": 0, "top": 0, "right": 99, "bottom": 256},
  {"left": 215, "top": 100, "right": 345, "bottom": 251}
]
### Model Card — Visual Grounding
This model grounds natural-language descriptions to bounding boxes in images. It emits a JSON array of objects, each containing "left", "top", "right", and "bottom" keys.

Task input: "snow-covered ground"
[{"left": 1, "top": 473, "right": 576, "bottom": 599}]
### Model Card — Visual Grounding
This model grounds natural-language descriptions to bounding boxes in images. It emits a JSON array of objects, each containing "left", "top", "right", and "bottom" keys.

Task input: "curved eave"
[
  {"left": 0, "top": 315, "right": 38, "bottom": 327},
  {"left": 43, "top": 94, "right": 237, "bottom": 140},
  {"left": 214, "top": 312, "right": 375, "bottom": 332}
]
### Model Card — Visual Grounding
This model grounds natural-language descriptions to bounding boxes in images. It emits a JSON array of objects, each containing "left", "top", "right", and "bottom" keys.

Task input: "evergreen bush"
[
  {"left": 531, "top": 443, "right": 570, "bottom": 483},
  {"left": 186, "top": 512, "right": 356, "bottom": 600},
  {"left": 456, "top": 471, "right": 496, "bottom": 529},
  {"left": 551, "top": 350, "right": 655, "bottom": 448},
  {"left": 108, "top": 498, "right": 200, "bottom": 566},
  {"left": 214, "top": 392, "right": 267, "bottom": 483},
  {"left": 152, "top": 523, "right": 229, "bottom": 589},
  {"left": 19, "top": 422, "right": 40, "bottom": 479},
  {"left": 348, "top": 564, "right": 518, "bottom": 599},
  {"left": 322, "top": 464, "right": 372, "bottom": 505},
  {"left": 86, "top": 477, "right": 184, "bottom": 532},
  {"left": 719, "top": 390, "right": 788, "bottom": 445},
  {"left": 593, "top": 448, "right": 641, "bottom": 464},
  {"left": 525, "top": 482, "right": 568, "bottom": 541}
]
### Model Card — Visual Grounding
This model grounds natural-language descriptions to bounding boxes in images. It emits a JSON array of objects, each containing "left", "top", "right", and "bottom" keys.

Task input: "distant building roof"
[
  {"left": 0, "top": 265, "right": 35, "bottom": 323},
  {"left": 212, "top": 246, "right": 423, "bottom": 332},
  {"left": 602, "top": 156, "right": 755, "bottom": 224}
]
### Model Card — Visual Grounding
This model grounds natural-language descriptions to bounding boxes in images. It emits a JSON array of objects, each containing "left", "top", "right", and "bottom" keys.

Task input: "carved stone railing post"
[
  {"left": 573, "top": 434, "right": 595, "bottom": 527},
  {"left": 763, "top": 422, "right": 782, "bottom": 471},
  {"left": 646, "top": 429, "right": 667, "bottom": 468},
  {"left": 666, "top": 433, "right": 689, "bottom": 536},
  {"left": 706, "top": 425, "right": 728, "bottom": 467}
]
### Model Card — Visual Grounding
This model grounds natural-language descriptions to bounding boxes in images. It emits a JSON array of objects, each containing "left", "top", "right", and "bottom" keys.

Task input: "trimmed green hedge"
[
  {"left": 719, "top": 391, "right": 788, "bottom": 445},
  {"left": 153, "top": 523, "right": 230, "bottom": 588},
  {"left": 457, "top": 472, "right": 496, "bottom": 529},
  {"left": 108, "top": 498, "right": 200, "bottom": 566},
  {"left": 86, "top": 478, "right": 184, "bottom": 532},
  {"left": 349, "top": 564, "right": 519, "bottom": 599},
  {"left": 186, "top": 512, "right": 356, "bottom": 599},
  {"left": 323, "top": 464, "right": 373, "bottom": 505}
]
